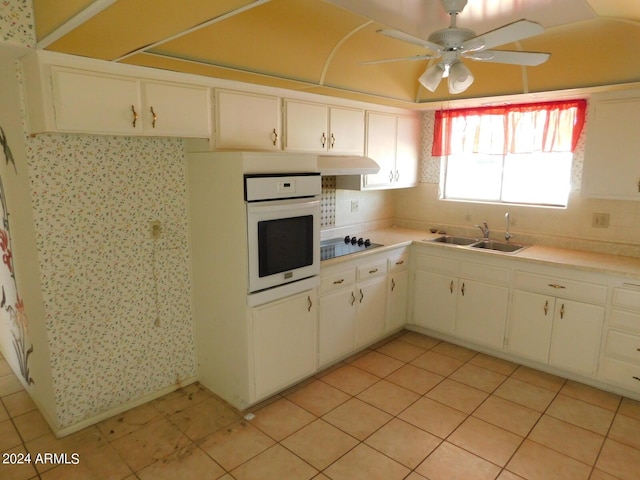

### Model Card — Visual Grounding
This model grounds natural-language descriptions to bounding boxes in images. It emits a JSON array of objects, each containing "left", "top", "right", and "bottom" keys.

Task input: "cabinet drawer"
[
  {"left": 320, "top": 269, "right": 356, "bottom": 293},
  {"left": 388, "top": 253, "right": 409, "bottom": 273},
  {"left": 613, "top": 287, "right": 640, "bottom": 311},
  {"left": 414, "top": 254, "right": 457, "bottom": 276},
  {"left": 460, "top": 261, "right": 511, "bottom": 285},
  {"left": 600, "top": 357, "right": 640, "bottom": 394},
  {"left": 611, "top": 309, "right": 640, "bottom": 334},
  {"left": 514, "top": 271, "right": 607, "bottom": 304},
  {"left": 357, "top": 260, "right": 387, "bottom": 281},
  {"left": 606, "top": 330, "right": 640, "bottom": 364}
]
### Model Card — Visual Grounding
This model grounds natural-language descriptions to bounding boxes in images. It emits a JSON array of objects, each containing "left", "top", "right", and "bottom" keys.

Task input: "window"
[{"left": 434, "top": 100, "right": 586, "bottom": 207}]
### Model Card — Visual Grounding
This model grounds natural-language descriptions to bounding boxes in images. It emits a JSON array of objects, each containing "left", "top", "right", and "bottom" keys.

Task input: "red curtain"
[{"left": 432, "top": 99, "right": 587, "bottom": 157}]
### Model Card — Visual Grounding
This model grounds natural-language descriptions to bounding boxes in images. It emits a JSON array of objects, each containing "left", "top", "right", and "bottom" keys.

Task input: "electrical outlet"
[
  {"left": 351, "top": 200, "right": 359, "bottom": 213},
  {"left": 150, "top": 220, "right": 162, "bottom": 239},
  {"left": 592, "top": 213, "right": 610, "bottom": 228}
]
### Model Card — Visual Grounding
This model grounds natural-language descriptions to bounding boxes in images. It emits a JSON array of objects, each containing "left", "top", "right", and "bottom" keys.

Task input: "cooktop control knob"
[
  {"left": 344, "top": 235, "right": 351, "bottom": 244},
  {"left": 357, "top": 238, "right": 364, "bottom": 246},
  {"left": 364, "top": 239, "right": 371, "bottom": 247},
  {"left": 350, "top": 236, "right": 358, "bottom": 245}
]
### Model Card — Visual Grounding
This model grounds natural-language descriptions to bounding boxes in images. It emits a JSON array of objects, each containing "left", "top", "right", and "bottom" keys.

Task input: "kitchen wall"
[{"left": 392, "top": 110, "right": 640, "bottom": 258}]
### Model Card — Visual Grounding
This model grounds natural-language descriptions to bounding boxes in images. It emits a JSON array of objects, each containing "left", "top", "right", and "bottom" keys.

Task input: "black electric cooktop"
[{"left": 320, "top": 236, "right": 383, "bottom": 261}]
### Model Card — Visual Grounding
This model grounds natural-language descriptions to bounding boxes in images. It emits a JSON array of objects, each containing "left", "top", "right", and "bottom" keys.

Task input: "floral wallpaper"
[
  {"left": 0, "top": 125, "right": 34, "bottom": 386},
  {"left": 25, "top": 134, "right": 196, "bottom": 428},
  {"left": 0, "top": 0, "right": 36, "bottom": 48}
]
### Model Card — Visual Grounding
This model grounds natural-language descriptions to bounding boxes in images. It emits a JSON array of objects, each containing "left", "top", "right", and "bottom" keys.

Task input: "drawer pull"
[
  {"left": 548, "top": 283, "right": 566, "bottom": 289},
  {"left": 395, "top": 260, "right": 405, "bottom": 265},
  {"left": 333, "top": 279, "right": 345, "bottom": 285},
  {"left": 560, "top": 303, "right": 565, "bottom": 319},
  {"left": 633, "top": 376, "right": 640, "bottom": 382},
  {"left": 369, "top": 268, "right": 379, "bottom": 274},
  {"left": 544, "top": 300, "right": 549, "bottom": 316}
]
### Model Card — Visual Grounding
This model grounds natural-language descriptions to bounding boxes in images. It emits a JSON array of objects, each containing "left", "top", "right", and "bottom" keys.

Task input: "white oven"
[{"left": 245, "top": 173, "right": 321, "bottom": 306}]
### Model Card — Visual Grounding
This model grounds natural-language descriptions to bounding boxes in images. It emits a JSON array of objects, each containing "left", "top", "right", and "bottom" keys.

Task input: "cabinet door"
[
  {"left": 363, "top": 112, "right": 397, "bottom": 188},
  {"left": 215, "top": 90, "right": 280, "bottom": 150},
  {"left": 506, "top": 290, "right": 554, "bottom": 363},
  {"left": 356, "top": 277, "right": 387, "bottom": 347},
  {"left": 395, "top": 115, "right": 419, "bottom": 187},
  {"left": 386, "top": 270, "right": 409, "bottom": 332},
  {"left": 52, "top": 68, "right": 142, "bottom": 135},
  {"left": 583, "top": 97, "right": 640, "bottom": 200},
  {"left": 549, "top": 299, "right": 604, "bottom": 376},
  {"left": 253, "top": 291, "right": 317, "bottom": 399},
  {"left": 455, "top": 279, "right": 509, "bottom": 349},
  {"left": 412, "top": 270, "right": 457, "bottom": 335},
  {"left": 284, "top": 100, "right": 328, "bottom": 152},
  {"left": 328, "top": 106, "right": 364, "bottom": 155},
  {"left": 143, "top": 81, "right": 210, "bottom": 137},
  {"left": 318, "top": 288, "right": 357, "bottom": 366}
]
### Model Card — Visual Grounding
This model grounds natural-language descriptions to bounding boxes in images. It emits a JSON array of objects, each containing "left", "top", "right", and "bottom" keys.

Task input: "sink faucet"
[
  {"left": 475, "top": 221, "right": 489, "bottom": 240},
  {"left": 505, "top": 212, "right": 514, "bottom": 242}
]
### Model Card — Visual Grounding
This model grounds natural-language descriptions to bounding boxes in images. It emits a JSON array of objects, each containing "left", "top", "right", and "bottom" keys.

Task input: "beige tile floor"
[{"left": 2, "top": 330, "right": 640, "bottom": 479}]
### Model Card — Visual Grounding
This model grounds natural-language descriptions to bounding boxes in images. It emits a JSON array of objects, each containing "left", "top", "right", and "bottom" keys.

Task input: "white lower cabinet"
[
  {"left": 252, "top": 290, "right": 317, "bottom": 400},
  {"left": 386, "top": 252, "right": 410, "bottom": 332},
  {"left": 411, "top": 252, "right": 510, "bottom": 349},
  {"left": 599, "top": 285, "right": 640, "bottom": 394},
  {"left": 507, "top": 271, "right": 606, "bottom": 377}
]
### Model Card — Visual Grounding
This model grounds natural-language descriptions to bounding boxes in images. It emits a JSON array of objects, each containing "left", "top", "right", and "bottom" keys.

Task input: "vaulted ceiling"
[{"left": 31, "top": 0, "right": 640, "bottom": 108}]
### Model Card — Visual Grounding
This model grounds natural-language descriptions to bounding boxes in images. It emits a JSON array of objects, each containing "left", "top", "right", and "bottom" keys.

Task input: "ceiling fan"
[{"left": 367, "top": 0, "right": 551, "bottom": 94}]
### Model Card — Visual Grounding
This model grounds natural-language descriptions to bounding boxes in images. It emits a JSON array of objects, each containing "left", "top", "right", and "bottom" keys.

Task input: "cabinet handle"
[
  {"left": 395, "top": 260, "right": 404, "bottom": 265},
  {"left": 333, "top": 279, "right": 345, "bottom": 285},
  {"left": 560, "top": 303, "right": 565, "bottom": 319},
  {"left": 544, "top": 300, "right": 549, "bottom": 316},
  {"left": 272, "top": 128, "right": 278, "bottom": 146},
  {"left": 359, "top": 289, "right": 364, "bottom": 303},
  {"left": 369, "top": 268, "right": 378, "bottom": 274},
  {"left": 321, "top": 132, "right": 326, "bottom": 148},
  {"left": 395, "top": 170, "right": 400, "bottom": 182},
  {"left": 150, "top": 106, "right": 157, "bottom": 128},
  {"left": 633, "top": 376, "right": 640, "bottom": 382},
  {"left": 330, "top": 133, "right": 336, "bottom": 149},
  {"left": 131, "top": 105, "right": 138, "bottom": 128},
  {"left": 389, "top": 170, "right": 394, "bottom": 182},
  {"left": 638, "top": 179, "right": 640, "bottom": 193},
  {"left": 449, "top": 280, "right": 454, "bottom": 294},
  {"left": 391, "top": 278, "right": 396, "bottom": 292},
  {"left": 548, "top": 283, "right": 566, "bottom": 289},
  {"left": 461, "top": 282, "right": 465, "bottom": 296},
  {"left": 351, "top": 291, "right": 356, "bottom": 306},
  {"left": 307, "top": 295, "right": 313, "bottom": 312}
]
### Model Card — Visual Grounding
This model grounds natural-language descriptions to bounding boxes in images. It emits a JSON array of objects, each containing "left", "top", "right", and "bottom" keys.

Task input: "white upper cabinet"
[
  {"left": 284, "top": 100, "right": 364, "bottom": 154},
  {"left": 215, "top": 89, "right": 280, "bottom": 150},
  {"left": 337, "top": 111, "right": 419, "bottom": 190},
  {"left": 22, "top": 56, "right": 211, "bottom": 137},
  {"left": 583, "top": 91, "right": 640, "bottom": 200}
]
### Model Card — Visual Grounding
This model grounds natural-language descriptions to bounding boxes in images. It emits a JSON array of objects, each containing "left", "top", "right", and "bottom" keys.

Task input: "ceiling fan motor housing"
[{"left": 428, "top": 28, "right": 476, "bottom": 50}]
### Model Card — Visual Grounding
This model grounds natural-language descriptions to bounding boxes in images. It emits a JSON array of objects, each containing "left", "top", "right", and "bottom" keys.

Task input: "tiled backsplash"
[{"left": 321, "top": 175, "right": 336, "bottom": 228}]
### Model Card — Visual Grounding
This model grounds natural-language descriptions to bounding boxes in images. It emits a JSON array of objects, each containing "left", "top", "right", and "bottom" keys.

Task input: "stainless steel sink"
[
  {"left": 469, "top": 240, "right": 527, "bottom": 253},
  {"left": 426, "top": 235, "right": 479, "bottom": 246}
]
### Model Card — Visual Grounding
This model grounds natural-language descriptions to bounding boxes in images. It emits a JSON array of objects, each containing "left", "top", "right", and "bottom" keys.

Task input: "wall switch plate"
[
  {"left": 351, "top": 200, "right": 359, "bottom": 212},
  {"left": 592, "top": 213, "right": 610, "bottom": 228}
]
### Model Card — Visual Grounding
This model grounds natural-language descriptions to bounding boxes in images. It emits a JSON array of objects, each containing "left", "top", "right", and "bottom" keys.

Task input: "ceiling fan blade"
[
  {"left": 464, "top": 50, "right": 550, "bottom": 66},
  {"left": 377, "top": 29, "right": 442, "bottom": 54},
  {"left": 462, "top": 20, "right": 545, "bottom": 52},
  {"left": 360, "top": 54, "right": 433, "bottom": 65}
]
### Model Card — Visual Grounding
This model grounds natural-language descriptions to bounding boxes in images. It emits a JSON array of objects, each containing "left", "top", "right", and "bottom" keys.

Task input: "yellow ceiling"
[{"left": 32, "top": 0, "right": 640, "bottom": 107}]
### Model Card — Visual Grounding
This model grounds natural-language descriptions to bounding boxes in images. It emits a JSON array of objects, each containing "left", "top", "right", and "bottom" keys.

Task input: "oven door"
[{"left": 247, "top": 197, "right": 320, "bottom": 295}]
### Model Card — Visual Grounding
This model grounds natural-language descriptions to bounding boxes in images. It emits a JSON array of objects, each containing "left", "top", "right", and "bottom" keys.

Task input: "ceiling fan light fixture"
[
  {"left": 448, "top": 61, "right": 474, "bottom": 94},
  {"left": 419, "top": 63, "right": 444, "bottom": 92}
]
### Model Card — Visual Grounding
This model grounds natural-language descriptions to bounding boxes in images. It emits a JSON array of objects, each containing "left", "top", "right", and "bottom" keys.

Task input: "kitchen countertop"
[{"left": 322, "top": 226, "right": 640, "bottom": 280}]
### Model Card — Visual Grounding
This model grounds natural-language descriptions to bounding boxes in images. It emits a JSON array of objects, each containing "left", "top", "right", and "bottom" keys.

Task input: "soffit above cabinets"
[{"left": 31, "top": 0, "right": 640, "bottom": 107}]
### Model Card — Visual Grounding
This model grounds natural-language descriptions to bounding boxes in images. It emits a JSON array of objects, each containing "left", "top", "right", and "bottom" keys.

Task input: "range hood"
[{"left": 317, "top": 155, "right": 380, "bottom": 176}]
